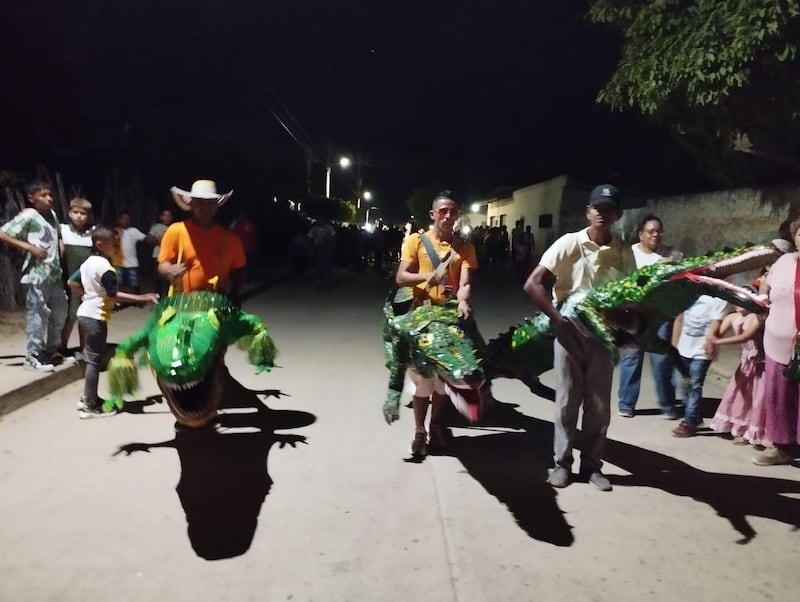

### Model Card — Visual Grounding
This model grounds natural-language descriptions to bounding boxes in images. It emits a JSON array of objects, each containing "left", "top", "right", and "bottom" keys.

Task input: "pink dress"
[{"left": 710, "top": 314, "right": 767, "bottom": 445}]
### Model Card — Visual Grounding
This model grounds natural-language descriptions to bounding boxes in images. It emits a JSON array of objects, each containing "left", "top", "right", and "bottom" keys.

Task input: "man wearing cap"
[
  {"left": 523, "top": 184, "right": 634, "bottom": 491},
  {"left": 158, "top": 180, "right": 247, "bottom": 303}
]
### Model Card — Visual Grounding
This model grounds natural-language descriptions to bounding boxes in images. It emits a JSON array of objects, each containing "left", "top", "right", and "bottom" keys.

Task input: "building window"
[{"left": 538, "top": 214, "right": 553, "bottom": 228}]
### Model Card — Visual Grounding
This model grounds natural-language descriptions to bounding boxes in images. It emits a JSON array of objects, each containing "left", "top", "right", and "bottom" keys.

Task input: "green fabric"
[
  {"left": 108, "top": 291, "right": 277, "bottom": 406},
  {"left": 382, "top": 242, "right": 784, "bottom": 418}
]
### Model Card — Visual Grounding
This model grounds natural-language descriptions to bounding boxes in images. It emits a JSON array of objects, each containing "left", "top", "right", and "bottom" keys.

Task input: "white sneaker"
[
  {"left": 24, "top": 355, "right": 55, "bottom": 373},
  {"left": 79, "top": 405, "right": 116, "bottom": 419}
]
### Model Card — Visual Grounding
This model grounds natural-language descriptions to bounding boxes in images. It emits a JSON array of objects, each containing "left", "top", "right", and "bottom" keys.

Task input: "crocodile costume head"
[
  {"left": 486, "top": 241, "right": 785, "bottom": 385},
  {"left": 382, "top": 287, "right": 486, "bottom": 424},
  {"left": 107, "top": 291, "right": 277, "bottom": 428}
]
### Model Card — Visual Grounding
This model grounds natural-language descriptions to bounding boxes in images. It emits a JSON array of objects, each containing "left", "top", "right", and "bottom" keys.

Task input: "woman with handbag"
[{"left": 753, "top": 218, "right": 800, "bottom": 466}]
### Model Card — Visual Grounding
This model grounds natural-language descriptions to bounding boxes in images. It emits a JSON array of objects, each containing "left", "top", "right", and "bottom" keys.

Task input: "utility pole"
[
  {"left": 305, "top": 150, "right": 313, "bottom": 195},
  {"left": 356, "top": 154, "right": 363, "bottom": 209}
]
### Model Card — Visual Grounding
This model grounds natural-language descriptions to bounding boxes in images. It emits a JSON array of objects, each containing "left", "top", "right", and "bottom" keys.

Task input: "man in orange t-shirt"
[
  {"left": 158, "top": 180, "right": 246, "bottom": 303},
  {"left": 395, "top": 190, "right": 479, "bottom": 457}
]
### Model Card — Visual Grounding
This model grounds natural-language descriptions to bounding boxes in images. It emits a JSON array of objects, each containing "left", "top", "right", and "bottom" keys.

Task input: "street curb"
[{"left": 0, "top": 363, "right": 83, "bottom": 418}]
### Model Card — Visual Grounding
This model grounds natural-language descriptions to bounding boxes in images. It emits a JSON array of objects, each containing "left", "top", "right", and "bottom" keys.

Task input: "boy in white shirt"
[
  {"left": 671, "top": 294, "right": 729, "bottom": 437},
  {"left": 68, "top": 226, "right": 158, "bottom": 418}
]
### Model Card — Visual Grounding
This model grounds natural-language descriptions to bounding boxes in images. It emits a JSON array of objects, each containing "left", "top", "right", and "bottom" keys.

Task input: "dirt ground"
[{"left": 0, "top": 309, "right": 25, "bottom": 339}]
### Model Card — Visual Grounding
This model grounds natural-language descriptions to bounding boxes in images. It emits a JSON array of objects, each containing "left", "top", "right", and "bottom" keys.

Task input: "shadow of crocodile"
[
  {"left": 437, "top": 400, "right": 800, "bottom": 545},
  {"left": 114, "top": 373, "right": 315, "bottom": 560}
]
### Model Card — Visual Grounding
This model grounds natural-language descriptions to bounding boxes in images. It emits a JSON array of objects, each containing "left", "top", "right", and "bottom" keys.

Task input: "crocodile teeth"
[{"left": 164, "top": 379, "right": 200, "bottom": 391}]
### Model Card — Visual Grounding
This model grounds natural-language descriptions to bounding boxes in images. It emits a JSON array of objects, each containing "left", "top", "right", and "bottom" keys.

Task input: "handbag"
[{"left": 783, "top": 256, "right": 800, "bottom": 381}]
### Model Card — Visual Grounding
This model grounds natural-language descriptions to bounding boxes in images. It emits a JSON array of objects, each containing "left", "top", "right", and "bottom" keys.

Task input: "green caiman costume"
[
  {"left": 383, "top": 242, "right": 785, "bottom": 425},
  {"left": 106, "top": 291, "right": 277, "bottom": 428}
]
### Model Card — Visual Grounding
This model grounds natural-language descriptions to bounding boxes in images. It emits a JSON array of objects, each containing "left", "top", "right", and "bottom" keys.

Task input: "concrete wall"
[
  {"left": 485, "top": 196, "right": 514, "bottom": 227},
  {"left": 618, "top": 184, "right": 800, "bottom": 255}
]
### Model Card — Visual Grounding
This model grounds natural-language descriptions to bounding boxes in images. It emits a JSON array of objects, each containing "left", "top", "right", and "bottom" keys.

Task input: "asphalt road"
[{"left": 0, "top": 266, "right": 798, "bottom": 602}]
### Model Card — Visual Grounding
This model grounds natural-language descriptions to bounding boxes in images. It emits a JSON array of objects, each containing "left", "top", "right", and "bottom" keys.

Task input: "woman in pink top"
[{"left": 753, "top": 219, "right": 800, "bottom": 466}]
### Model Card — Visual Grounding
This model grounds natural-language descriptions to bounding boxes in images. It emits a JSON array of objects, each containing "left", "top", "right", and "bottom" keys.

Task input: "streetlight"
[{"left": 325, "top": 155, "right": 351, "bottom": 199}]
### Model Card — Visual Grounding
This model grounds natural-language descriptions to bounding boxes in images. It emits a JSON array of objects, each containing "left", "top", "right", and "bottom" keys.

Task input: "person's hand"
[
  {"left": 554, "top": 316, "right": 575, "bottom": 338},
  {"left": 703, "top": 339, "right": 718, "bottom": 359},
  {"left": 27, "top": 244, "right": 47, "bottom": 260},
  {"left": 457, "top": 299, "right": 472, "bottom": 319},
  {"left": 163, "top": 262, "right": 187, "bottom": 280},
  {"left": 144, "top": 293, "right": 160, "bottom": 305},
  {"left": 425, "top": 270, "right": 443, "bottom": 289}
]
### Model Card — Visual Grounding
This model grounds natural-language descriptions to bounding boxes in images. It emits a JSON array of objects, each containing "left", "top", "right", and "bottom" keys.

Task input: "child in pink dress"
[{"left": 709, "top": 299, "right": 768, "bottom": 446}]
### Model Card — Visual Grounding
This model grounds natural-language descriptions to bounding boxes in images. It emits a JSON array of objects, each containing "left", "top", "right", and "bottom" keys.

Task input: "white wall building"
[{"left": 485, "top": 174, "right": 569, "bottom": 256}]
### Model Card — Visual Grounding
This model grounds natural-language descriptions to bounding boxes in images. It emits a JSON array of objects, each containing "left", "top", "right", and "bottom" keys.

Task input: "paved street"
[{"left": 0, "top": 267, "right": 798, "bottom": 602}]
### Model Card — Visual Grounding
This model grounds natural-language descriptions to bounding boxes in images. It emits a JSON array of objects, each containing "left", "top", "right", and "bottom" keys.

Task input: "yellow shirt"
[{"left": 400, "top": 232, "right": 478, "bottom": 305}]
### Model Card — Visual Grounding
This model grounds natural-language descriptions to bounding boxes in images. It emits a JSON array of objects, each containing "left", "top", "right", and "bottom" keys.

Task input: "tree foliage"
[
  {"left": 300, "top": 195, "right": 355, "bottom": 223},
  {"left": 589, "top": 0, "right": 800, "bottom": 184},
  {"left": 405, "top": 184, "right": 448, "bottom": 229}
]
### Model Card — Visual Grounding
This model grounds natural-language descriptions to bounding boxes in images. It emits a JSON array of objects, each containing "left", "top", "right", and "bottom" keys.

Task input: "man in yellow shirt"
[{"left": 395, "top": 190, "right": 478, "bottom": 457}]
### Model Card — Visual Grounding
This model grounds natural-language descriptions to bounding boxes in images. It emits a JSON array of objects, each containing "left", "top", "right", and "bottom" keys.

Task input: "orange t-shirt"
[
  {"left": 400, "top": 232, "right": 478, "bottom": 305},
  {"left": 157, "top": 221, "right": 246, "bottom": 293}
]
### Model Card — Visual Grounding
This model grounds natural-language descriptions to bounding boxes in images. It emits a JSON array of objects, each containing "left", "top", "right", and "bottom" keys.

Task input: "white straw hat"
[{"left": 170, "top": 179, "right": 233, "bottom": 211}]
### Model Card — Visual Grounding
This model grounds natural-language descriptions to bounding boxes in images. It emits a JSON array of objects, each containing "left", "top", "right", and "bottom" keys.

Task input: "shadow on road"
[
  {"left": 438, "top": 401, "right": 574, "bottom": 547},
  {"left": 439, "top": 397, "right": 800, "bottom": 546},
  {"left": 114, "top": 374, "right": 316, "bottom": 560},
  {"left": 603, "top": 439, "right": 800, "bottom": 544}
]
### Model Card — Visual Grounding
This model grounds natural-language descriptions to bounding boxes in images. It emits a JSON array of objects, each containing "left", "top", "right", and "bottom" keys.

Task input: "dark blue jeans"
[
  {"left": 617, "top": 349, "right": 676, "bottom": 414},
  {"left": 617, "top": 321, "right": 677, "bottom": 414},
  {"left": 678, "top": 355, "right": 712, "bottom": 425}
]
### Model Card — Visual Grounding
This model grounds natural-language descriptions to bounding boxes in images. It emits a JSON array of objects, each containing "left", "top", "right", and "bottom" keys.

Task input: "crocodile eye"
[
  {"left": 207, "top": 308, "right": 220, "bottom": 330},
  {"left": 158, "top": 306, "right": 177, "bottom": 327}
]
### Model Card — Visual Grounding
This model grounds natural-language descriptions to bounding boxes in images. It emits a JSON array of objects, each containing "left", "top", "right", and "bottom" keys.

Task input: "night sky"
[{"left": 3, "top": 0, "right": 704, "bottom": 220}]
